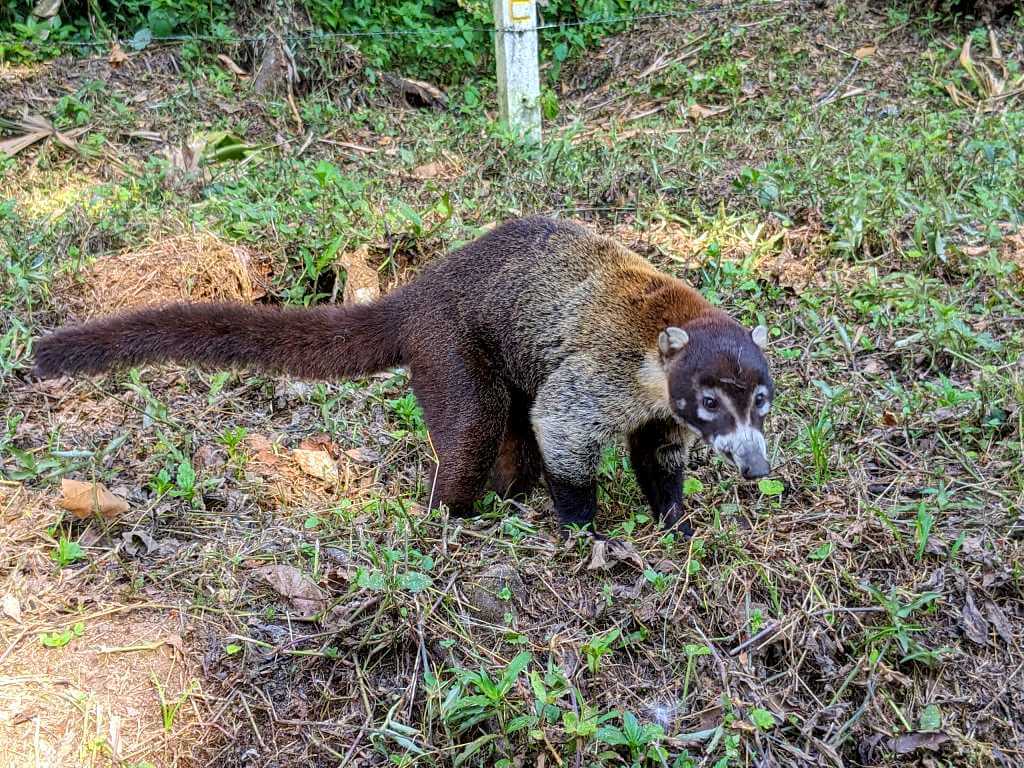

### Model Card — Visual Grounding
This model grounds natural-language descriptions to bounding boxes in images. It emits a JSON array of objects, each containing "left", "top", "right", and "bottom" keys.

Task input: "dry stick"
[{"left": 729, "top": 606, "right": 886, "bottom": 657}]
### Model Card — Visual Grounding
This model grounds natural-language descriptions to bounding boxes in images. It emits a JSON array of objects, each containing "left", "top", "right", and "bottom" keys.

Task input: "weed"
[
  {"left": 40, "top": 621, "right": 85, "bottom": 648},
  {"left": 582, "top": 628, "right": 621, "bottom": 675},
  {"left": 597, "top": 710, "right": 668, "bottom": 764},
  {"left": 152, "top": 676, "right": 199, "bottom": 732},
  {"left": 51, "top": 537, "right": 86, "bottom": 568}
]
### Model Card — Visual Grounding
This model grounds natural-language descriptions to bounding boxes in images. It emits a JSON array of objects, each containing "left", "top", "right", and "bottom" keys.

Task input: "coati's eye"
[
  {"left": 754, "top": 393, "right": 766, "bottom": 408},
  {"left": 702, "top": 396, "right": 718, "bottom": 411}
]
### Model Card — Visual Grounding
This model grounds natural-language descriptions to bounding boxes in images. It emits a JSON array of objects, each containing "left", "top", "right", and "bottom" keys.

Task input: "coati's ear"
[
  {"left": 751, "top": 325, "right": 769, "bottom": 350},
  {"left": 658, "top": 327, "right": 689, "bottom": 359}
]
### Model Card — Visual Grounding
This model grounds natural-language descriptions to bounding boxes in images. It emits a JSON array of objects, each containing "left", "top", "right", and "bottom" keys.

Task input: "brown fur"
[{"left": 33, "top": 216, "right": 769, "bottom": 534}]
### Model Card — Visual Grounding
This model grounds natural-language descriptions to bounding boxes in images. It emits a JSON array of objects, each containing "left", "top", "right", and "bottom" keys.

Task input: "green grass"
[{"left": 1, "top": 2, "right": 1023, "bottom": 766}]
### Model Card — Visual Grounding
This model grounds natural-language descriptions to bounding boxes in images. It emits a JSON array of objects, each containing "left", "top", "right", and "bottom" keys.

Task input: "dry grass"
[
  {"left": 0, "top": 486, "right": 211, "bottom": 768},
  {"left": 2, "top": 2, "right": 1023, "bottom": 766},
  {"left": 54, "top": 232, "right": 273, "bottom": 320}
]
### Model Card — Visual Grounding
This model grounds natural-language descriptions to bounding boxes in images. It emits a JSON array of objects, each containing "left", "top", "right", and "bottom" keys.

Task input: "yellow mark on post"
[{"left": 509, "top": 0, "right": 533, "bottom": 23}]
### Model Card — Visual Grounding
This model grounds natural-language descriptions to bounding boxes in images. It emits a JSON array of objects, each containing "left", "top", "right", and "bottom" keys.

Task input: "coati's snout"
[{"left": 659, "top": 320, "right": 774, "bottom": 480}]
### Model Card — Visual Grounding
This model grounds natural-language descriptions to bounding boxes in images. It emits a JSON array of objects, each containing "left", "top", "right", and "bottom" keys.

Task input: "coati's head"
[{"left": 659, "top": 318, "right": 774, "bottom": 480}]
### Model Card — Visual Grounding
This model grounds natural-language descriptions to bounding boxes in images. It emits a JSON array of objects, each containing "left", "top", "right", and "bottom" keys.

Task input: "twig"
[{"left": 729, "top": 606, "right": 886, "bottom": 656}]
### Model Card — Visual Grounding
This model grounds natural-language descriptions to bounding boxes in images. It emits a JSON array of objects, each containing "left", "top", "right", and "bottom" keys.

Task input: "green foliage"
[
  {"left": 40, "top": 621, "right": 85, "bottom": 648},
  {"left": 306, "top": 0, "right": 671, "bottom": 85},
  {"left": 581, "top": 628, "right": 620, "bottom": 675},
  {"left": 52, "top": 537, "right": 86, "bottom": 567},
  {"left": 597, "top": 710, "right": 668, "bottom": 764}
]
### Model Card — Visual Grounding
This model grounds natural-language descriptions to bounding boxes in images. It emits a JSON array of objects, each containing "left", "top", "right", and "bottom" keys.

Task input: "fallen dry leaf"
[
  {"left": 299, "top": 434, "right": 340, "bottom": 458},
  {"left": 217, "top": 53, "right": 249, "bottom": 76},
  {"left": 854, "top": 45, "right": 876, "bottom": 60},
  {"left": 344, "top": 446, "right": 382, "bottom": 464},
  {"left": 986, "top": 600, "right": 1014, "bottom": 644},
  {"left": 335, "top": 246, "right": 380, "bottom": 305},
  {"left": 120, "top": 530, "right": 157, "bottom": 557},
  {"left": 246, "top": 434, "right": 281, "bottom": 466},
  {"left": 291, "top": 449, "right": 339, "bottom": 485},
  {"left": 384, "top": 73, "right": 447, "bottom": 108},
  {"left": 411, "top": 161, "right": 444, "bottom": 180},
  {"left": 687, "top": 103, "right": 730, "bottom": 120},
  {"left": 108, "top": 42, "right": 128, "bottom": 66},
  {"left": 254, "top": 564, "right": 327, "bottom": 619},
  {"left": 59, "top": 479, "right": 129, "bottom": 520},
  {"left": 588, "top": 537, "right": 644, "bottom": 571},
  {"left": 887, "top": 731, "right": 949, "bottom": 754},
  {"left": 0, "top": 114, "right": 87, "bottom": 158},
  {"left": 2, "top": 594, "right": 22, "bottom": 623},
  {"left": 961, "top": 590, "right": 990, "bottom": 646}
]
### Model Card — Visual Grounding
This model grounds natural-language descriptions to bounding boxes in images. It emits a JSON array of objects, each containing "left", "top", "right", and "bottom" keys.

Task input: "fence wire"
[{"left": 24, "top": 1, "right": 792, "bottom": 50}]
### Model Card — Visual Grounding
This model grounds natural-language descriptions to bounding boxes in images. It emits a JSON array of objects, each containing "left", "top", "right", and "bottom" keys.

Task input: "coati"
[{"left": 32, "top": 217, "right": 774, "bottom": 537}]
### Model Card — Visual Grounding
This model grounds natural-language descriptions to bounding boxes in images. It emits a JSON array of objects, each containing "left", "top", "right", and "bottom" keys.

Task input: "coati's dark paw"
[{"left": 661, "top": 504, "right": 694, "bottom": 539}]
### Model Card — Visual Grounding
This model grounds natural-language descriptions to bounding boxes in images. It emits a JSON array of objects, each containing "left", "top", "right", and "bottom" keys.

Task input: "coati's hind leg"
[
  {"left": 628, "top": 420, "right": 695, "bottom": 537},
  {"left": 487, "top": 392, "right": 543, "bottom": 498},
  {"left": 410, "top": 348, "right": 509, "bottom": 518}
]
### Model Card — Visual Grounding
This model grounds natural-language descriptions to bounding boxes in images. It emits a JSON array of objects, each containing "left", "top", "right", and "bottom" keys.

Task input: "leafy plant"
[
  {"left": 41, "top": 621, "right": 85, "bottom": 648},
  {"left": 865, "top": 584, "right": 945, "bottom": 665},
  {"left": 442, "top": 652, "right": 533, "bottom": 740},
  {"left": 597, "top": 711, "right": 668, "bottom": 764},
  {"left": 582, "top": 628, "right": 620, "bottom": 675},
  {"left": 52, "top": 537, "right": 86, "bottom": 567},
  {"left": 152, "top": 676, "right": 199, "bottom": 732}
]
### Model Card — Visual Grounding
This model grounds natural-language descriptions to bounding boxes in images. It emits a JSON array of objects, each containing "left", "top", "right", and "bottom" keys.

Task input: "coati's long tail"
[{"left": 32, "top": 296, "right": 406, "bottom": 381}]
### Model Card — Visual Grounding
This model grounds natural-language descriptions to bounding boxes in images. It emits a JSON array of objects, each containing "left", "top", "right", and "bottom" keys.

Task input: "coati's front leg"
[
  {"left": 628, "top": 421, "right": 696, "bottom": 537},
  {"left": 531, "top": 367, "right": 608, "bottom": 532}
]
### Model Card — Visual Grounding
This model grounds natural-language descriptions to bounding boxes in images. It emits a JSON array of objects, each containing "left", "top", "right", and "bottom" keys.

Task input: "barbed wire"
[{"left": 17, "top": 1, "right": 792, "bottom": 50}]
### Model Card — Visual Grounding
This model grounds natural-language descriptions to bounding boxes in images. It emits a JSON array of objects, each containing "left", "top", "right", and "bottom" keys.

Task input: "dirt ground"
[{"left": 2, "top": 1, "right": 1023, "bottom": 766}]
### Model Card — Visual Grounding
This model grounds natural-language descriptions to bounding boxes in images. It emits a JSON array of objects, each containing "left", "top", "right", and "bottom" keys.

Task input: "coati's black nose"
[{"left": 740, "top": 458, "right": 770, "bottom": 480}]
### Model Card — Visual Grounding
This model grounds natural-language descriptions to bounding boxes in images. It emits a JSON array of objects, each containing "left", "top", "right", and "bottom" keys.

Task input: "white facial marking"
[
  {"left": 752, "top": 325, "right": 769, "bottom": 349},
  {"left": 711, "top": 424, "right": 768, "bottom": 463},
  {"left": 754, "top": 385, "right": 771, "bottom": 417}
]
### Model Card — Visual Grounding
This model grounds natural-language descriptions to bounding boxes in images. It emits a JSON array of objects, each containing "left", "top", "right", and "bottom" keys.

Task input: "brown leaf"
[
  {"left": 384, "top": 74, "right": 447, "bottom": 108},
  {"left": 217, "top": 54, "right": 249, "bottom": 77},
  {"left": 291, "top": 449, "right": 339, "bottom": 485},
  {"left": 299, "top": 434, "right": 340, "bottom": 458},
  {"left": 985, "top": 601, "right": 1014, "bottom": 645},
  {"left": 246, "top": 434, "right": 281, "bottom": 467},
  {"left": 335, "top": 246, "right": 380, "bottom": 306},
  {"left": 961, "top": 590, "right": 990, "bottom": 645},
  {"left": 344, "top": 446, "right": 382, "bottom": 464},
  {"left": 854, "top": 45, "right": 876, "bottom": 60},
  {"left": 108, "top": 42, "right": 128, "bottom": 66},
  {"left": 2, "top": 594, "right": 22, "bottom": 623},
  {"left": 882, "top": 411, "right": 898, "bottom": 427},
  {"left": 411, "top": 161, "right": 444, "bottom": 180},
  {"left": 59, "top": 479, "right": 129, "bottom": 520},
  {"left": 254, "top": 564, "right": 327, "bottom": 619},
  {"left": 888, "top": 731, "right": 949, "bottom": 754},
  {"left": 192, "top": 443, "right": 227, "bottom": 472},
  {"left": 588, "top": 537, "right": 644, "bottom": 571},
  {"left": 687, "top": 103, "right": 729, "bottom": 120}
]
